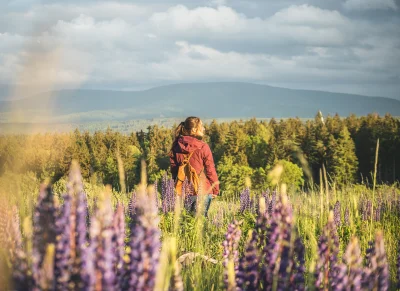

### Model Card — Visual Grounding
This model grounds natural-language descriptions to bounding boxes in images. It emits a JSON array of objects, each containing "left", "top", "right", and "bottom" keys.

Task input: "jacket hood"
[{"left": 173, "top": 135, "right": 205, "bottom": 154}]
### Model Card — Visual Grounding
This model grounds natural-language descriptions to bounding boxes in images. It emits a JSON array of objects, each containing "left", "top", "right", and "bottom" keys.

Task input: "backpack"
[{"left": 175, "top": 149, "right": 203, "bottom": 196}]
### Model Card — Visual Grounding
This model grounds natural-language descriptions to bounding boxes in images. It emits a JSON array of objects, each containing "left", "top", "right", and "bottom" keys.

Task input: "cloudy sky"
[{"left": 0, "top": 0, "right": 399, "bottom": 99}]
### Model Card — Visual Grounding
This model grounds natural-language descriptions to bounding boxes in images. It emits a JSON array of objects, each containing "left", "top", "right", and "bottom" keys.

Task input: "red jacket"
[{"left": 169, "top": 135, "right": 220, "bottom": 195}]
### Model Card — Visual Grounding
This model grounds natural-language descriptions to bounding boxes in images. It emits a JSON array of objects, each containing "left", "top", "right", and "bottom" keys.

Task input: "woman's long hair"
[
  {"left": 169, "top": 117, "right": 202, "bottom": 157},
  {"left": 174, "top": 116, "right": 202, "bottom": 138}
]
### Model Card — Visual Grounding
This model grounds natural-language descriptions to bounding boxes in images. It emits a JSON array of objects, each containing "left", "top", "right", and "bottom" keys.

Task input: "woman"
[{"left": 169, "top": 116, "right": 219, "bottom": 217}]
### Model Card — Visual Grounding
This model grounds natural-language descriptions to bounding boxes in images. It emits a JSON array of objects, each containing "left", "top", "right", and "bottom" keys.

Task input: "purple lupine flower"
[
  {"left": 54, "top": 194, "right": 72, "bottom": 291},
  {"left": 10, "top": 206, "right": 33, "bottom": 291},
  {"left": 238, "top": 230, "right": 259, "bottom": 290},
  {"left": 362, "top": 200, "right": 372, "bottom": 221},
  {"left": 260, "top": 194, "right": 295, "bottom": 290},
  {"left": 315, "top": 212, "right": 339, "bottom": 290},
  {"left": 262, "top": 208, "right": 280, "bottom": 289},
  {"left": 154, "top": 180, "right": 160, "bottom": 210},
  {"left": 124, "top": 185, "right": 161, "bottom": 291},
  {"left": 223, "top": 220, "right": 242, "bottom": 291},
  {"left": 374, "top": 199, "right": 382, "bottom": 221},
  {"left": 268, "top": 190, "right": 277, "bottom": 216},
  {"left": 113, "top": 203, "right": 126, "bottom": 289},
  {"left": 68, "top": 162, "right": 94, "bottom": 291},
  {"left": 344, "top": 207, "right": 350, "bottom": 226},
  {"left": 182, "top": 178, "right": 195, "bottom": 212},
  {"left": 333, "top": 201, "right": 341, "bottom": 227},
  {"left": 290, "top": 237, "right": 305, "bottom": 291},
  {"left": 343, "top": 237, "right": 363, "bottom": 291},
  {"left": 128, "top": 191, "right": 137, "bottom": 217},
  {"left": 12, "top": 248, "right": 33, "bottom": 291},
  {"left": 90, "top": 193, "right": 116, "bottom": 291},
  {"left": 331, "top": 263, "right": 349, "bottom": 291},
  {"left": 32, "top": 184, "right": 57, "bottom": 288},
  {"left": 363, "top": 231, "right": 389, "bottom": 290},
  {"left": 275, "top": 196, "right": 294, "bottom": 290},
  {"left": 365, "top": 240, "right": 374, "bottom": 267},
  {"left": 261, "top": 189, "right": 270, "bottom": 203},
  {"left": 161, "top": 173, "right": 169, "bottom": 201},
  {"left": 240, "top": 188, "right": 251, "bottom": 213},
  {"left": 161, "top": 176, "right": 176, "bottom": 213}
]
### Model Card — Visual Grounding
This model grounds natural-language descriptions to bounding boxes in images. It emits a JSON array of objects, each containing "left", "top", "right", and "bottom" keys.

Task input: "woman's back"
[{"left": 170, "top": 134, "right": 219, "bottom": 195}]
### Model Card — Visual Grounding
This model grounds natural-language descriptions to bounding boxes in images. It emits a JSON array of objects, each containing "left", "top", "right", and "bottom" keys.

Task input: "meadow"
[
  {"left": 0, "top": 159, "right": 399, "bottom": 290},
  {"left": 0, "top": 114, "right": 399, "bottom": 290}
]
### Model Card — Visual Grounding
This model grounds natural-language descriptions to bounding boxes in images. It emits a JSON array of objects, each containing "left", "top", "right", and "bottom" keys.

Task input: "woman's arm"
[{"left": 202, "top": 145, "right": 220, "bottom": 195}]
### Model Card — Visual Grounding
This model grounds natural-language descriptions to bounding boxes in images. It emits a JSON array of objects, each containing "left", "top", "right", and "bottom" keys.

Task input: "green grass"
[{"left": 0, "top": 173, "right": 399, "bottom": 290}]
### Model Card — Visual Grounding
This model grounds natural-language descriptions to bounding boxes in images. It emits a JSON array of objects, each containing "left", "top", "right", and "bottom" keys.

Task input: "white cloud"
[
  {"left": 343, "top": 0, "right": 398, "bottom": 11},
  {"left": 149, "top": 4, "right": 357, "bottom": 47},
  {"left": 0, "top": 2, "right": 399, "bottom": 98},
  {"left": 150, "top": 5, "right": 245, "bottom": 33},
  {"left": 270, "top": 4, "right": 349, "bottom": 27}
]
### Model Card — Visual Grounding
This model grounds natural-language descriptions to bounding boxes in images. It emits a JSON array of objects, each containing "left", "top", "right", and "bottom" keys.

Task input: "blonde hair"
[{"left": 174, "top": 116, "right": 202, "bottom": 138}]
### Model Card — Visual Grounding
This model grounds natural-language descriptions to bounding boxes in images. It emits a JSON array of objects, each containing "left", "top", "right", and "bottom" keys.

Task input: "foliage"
[{"left": 272, "top": 159, "right": 304, "bottom": 192}]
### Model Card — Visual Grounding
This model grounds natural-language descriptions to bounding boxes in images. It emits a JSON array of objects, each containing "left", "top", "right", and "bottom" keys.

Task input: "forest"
[
  {"left": 0, "top": 112, "right": 399, "bottom": 195},
  {"left": 1, "top": 112, "right": 400, "bottom": 290}
]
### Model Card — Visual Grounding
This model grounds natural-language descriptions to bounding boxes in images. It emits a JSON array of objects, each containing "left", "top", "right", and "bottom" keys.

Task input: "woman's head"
[{"left": 175, "top": 116, "right": 205, "bottom": 138}]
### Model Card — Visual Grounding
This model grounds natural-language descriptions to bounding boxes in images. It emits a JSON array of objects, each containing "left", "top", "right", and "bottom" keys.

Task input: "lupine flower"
[
  {"left": 124, "top": 185, "right": 161, "bottom": 291},
  {"left": 113, "top": 203, "right": 126, "bottom": 289},
  {"left": 365, "top": 240, "right": 374, "bottom": 267},
  {"left": 240, "top": 188, "right": 251, "bottom": 213},
  {"left": 333, "top": 201, "right": 341, "bottom": 227},
  {"left": 254, "top": 196, "right": 269, "bottom": 250},
  {"left": 343, "top": 237, "right": 363, "bottom": 290},
  {"left": 68, "top": 162, "right": 94, "bottom": 290},
  {"left": 154, "top": 180, "right": 160, "bottom": 210},
  {"left": 223, "top": 220, "right": 242, "bottom": 291},
  {"left": 331, "top": 264, "right": 348, "bottom": 291},
  {"left": 290, "top": 237, "right": 305, "bottom": 291},
  {"left": 238, "top": 230, "right": 259, "bottom": 290},
  {"left": 161, "top": 174, "right": 176, "bottom": 213},
  {"left": 315, "top": 212, "right": 339, "bottom": 290},
  {"left": 275, "top": 195, "right": 295, "bottom": 290},
  {"left": 12, "top": 247, "right": 33, "bottom": 291},
  {"left": 10, "top": 206, "right": 33, "bottom": 291},
  {"left": 375, "top": 199, "right": 382, "bottom": 221},
  {"left": 362, "top": 200, "right": 372, "bottom": 221},
  {"left": 54, "top": 194, "right": 72, "bottom": 291},
  {"left": 128, "top": 191, "right": 137, "bottom": 217},
  {"left": 363, "top": 231, "right": 389, "bottom": 290},
  {"left": 268, "top": 190, "right": 277, "bottom": 216},
  {"left": 90, "top": 191, "right": 116, "bottom": 291},
  {"left": 182, "top": 178, "right": 195, "bottom": 212},
  {"left": 261, "top": 194, "right": 295, "bottom": 290},
  {"left": 32, "top": 184, "right": 57, "bottom": 288}
]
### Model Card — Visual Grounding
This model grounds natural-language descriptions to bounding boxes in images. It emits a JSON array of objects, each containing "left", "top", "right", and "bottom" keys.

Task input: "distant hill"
[{"left": 0, "top": 82, "right": 399, "bottom": 123}]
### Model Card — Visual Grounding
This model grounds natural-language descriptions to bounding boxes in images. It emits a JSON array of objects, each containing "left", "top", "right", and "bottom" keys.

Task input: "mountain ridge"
[{"left": 0, "top": 82, "right": 399, "bottom": 123}]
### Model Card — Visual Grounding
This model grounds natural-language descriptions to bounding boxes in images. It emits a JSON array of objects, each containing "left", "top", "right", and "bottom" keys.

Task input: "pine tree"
[{"left": 327, "top": 126, "right": 358, "bottom": 185}]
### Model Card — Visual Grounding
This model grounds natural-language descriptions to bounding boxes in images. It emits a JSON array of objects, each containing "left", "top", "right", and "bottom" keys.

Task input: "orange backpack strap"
[{"left": 182, "top": 149, "right": 196, "bottom": 164}]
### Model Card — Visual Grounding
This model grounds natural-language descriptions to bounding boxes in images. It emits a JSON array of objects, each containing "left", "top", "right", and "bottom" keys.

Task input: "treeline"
[{"left": 0, "top": 113, "right": 399, "bottom": 195}]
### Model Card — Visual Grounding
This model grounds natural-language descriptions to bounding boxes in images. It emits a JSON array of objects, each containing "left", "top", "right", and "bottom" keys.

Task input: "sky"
[{"left": 0, "top": 0, "right": 399, "bottom": 99}]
